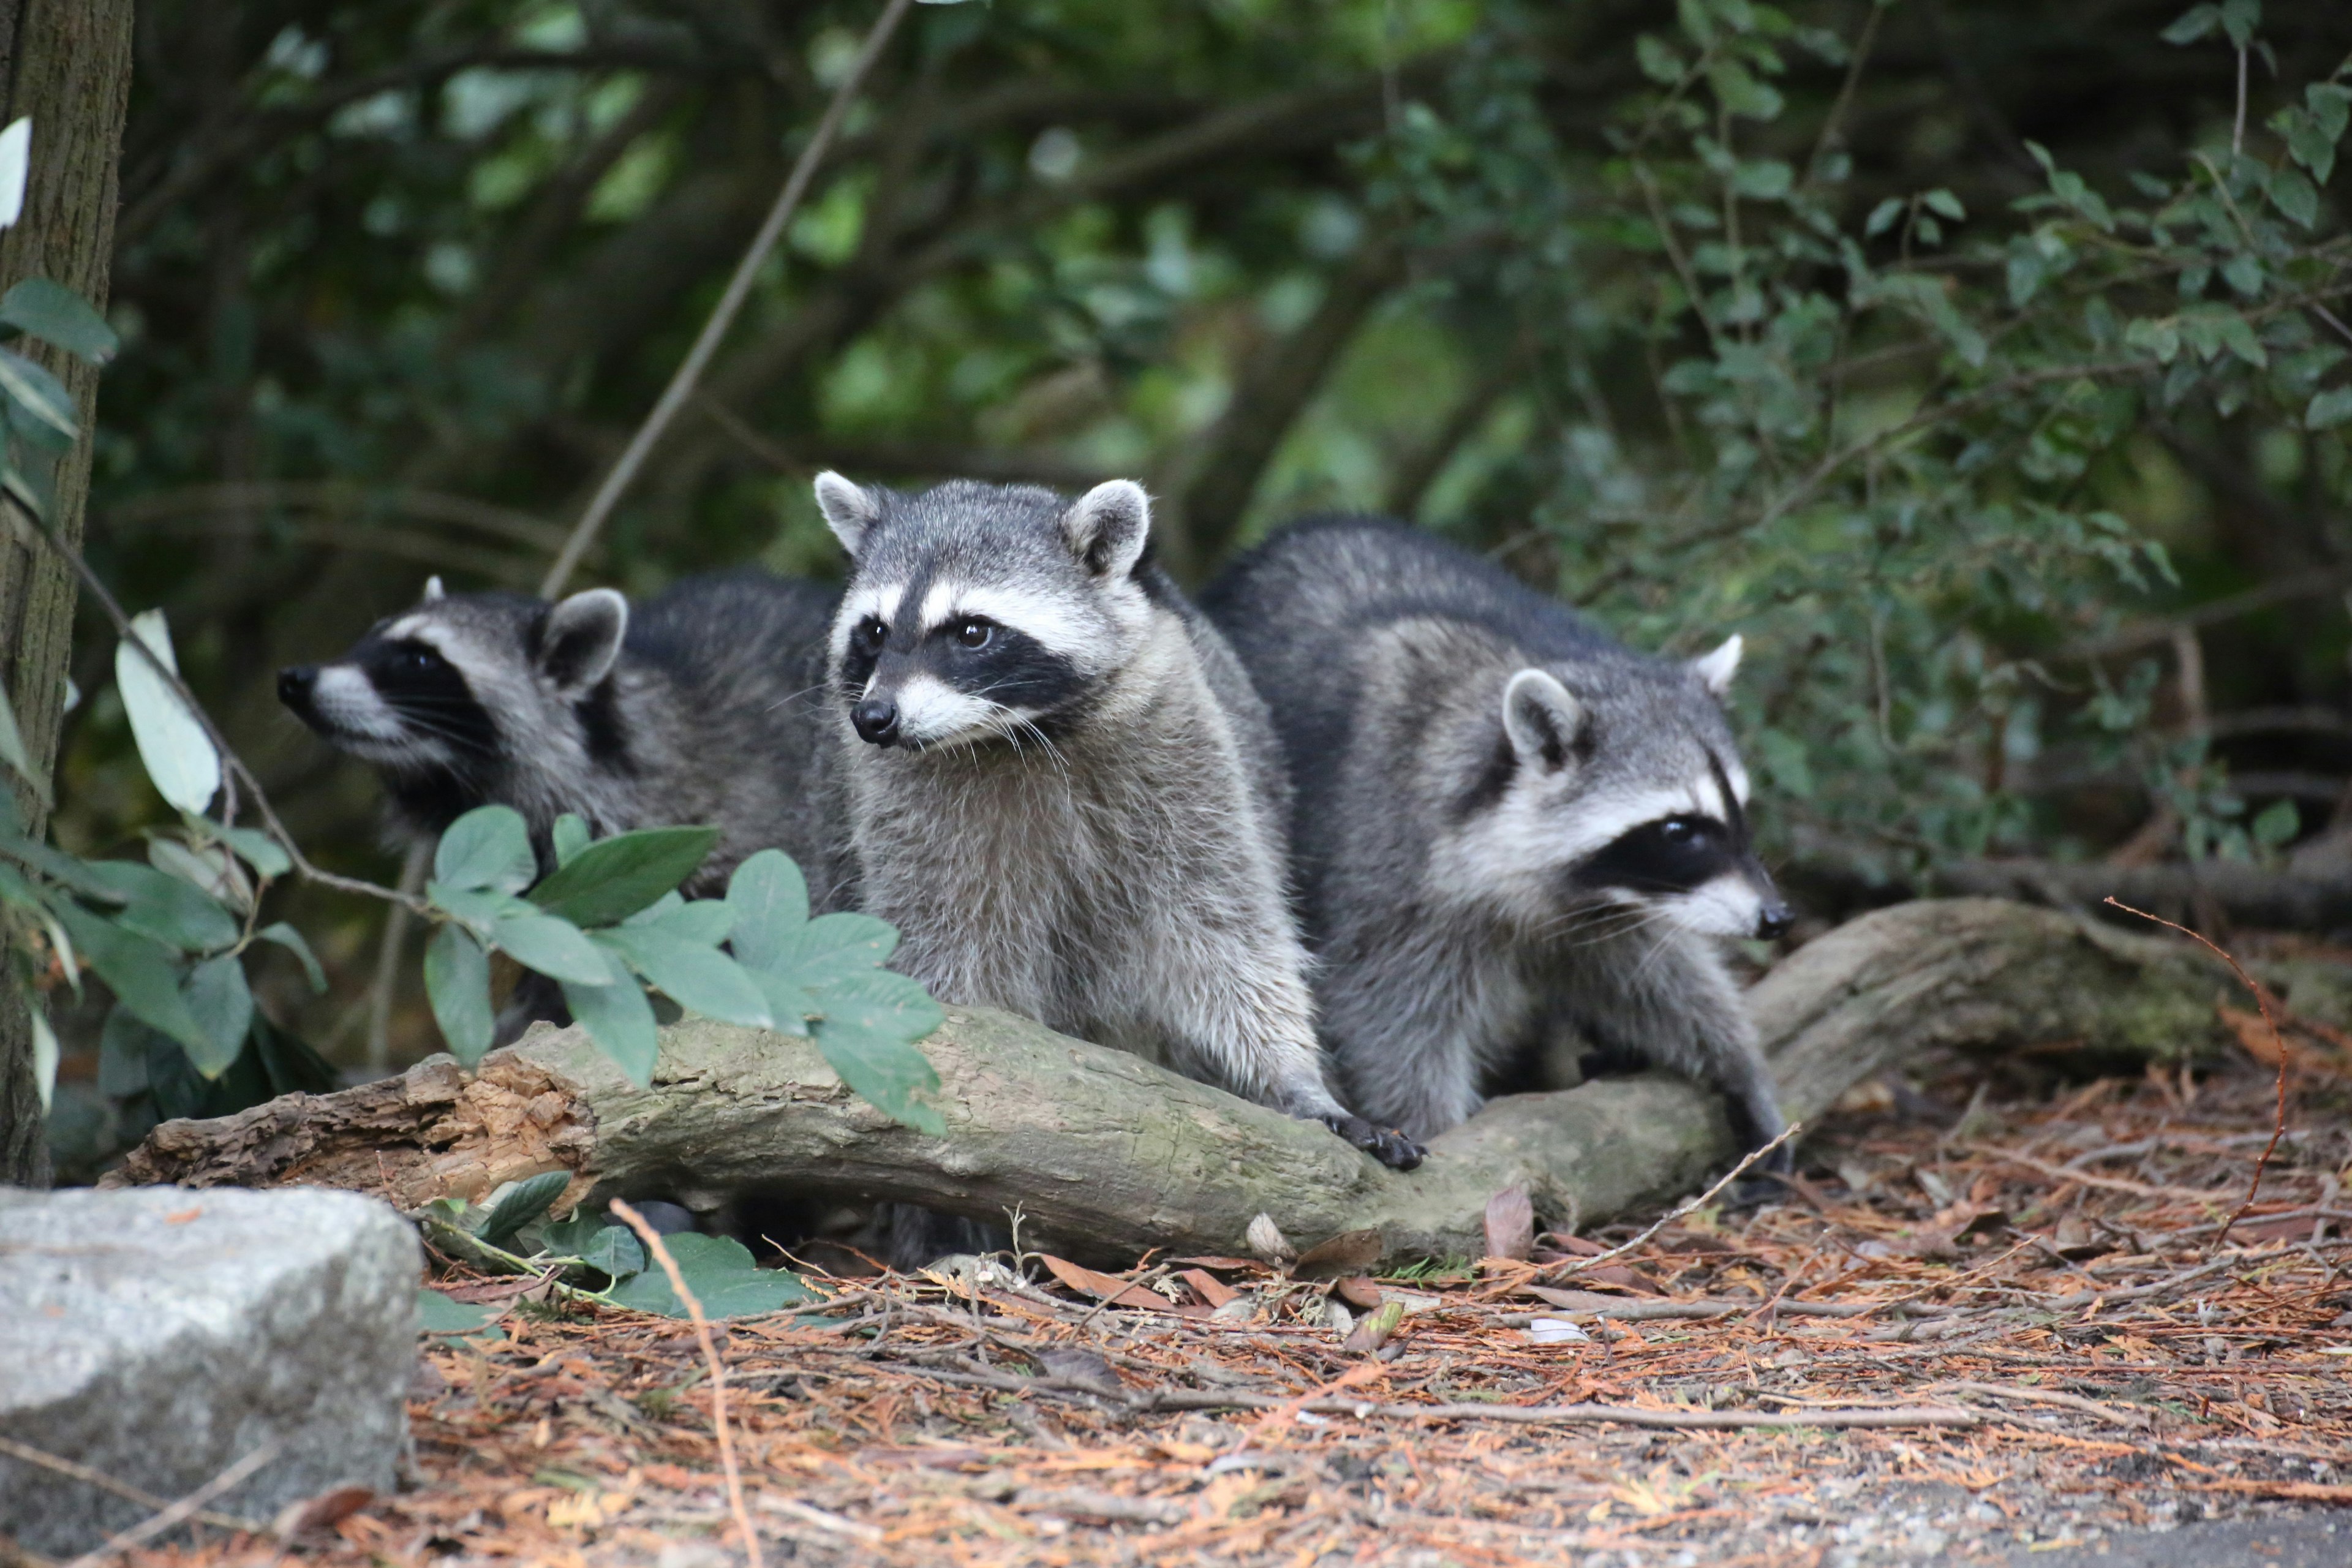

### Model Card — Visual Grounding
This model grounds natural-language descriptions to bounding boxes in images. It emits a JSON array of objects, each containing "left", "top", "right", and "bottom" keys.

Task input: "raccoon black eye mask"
[
  {"left": 1202, "top": 514, "right": 1794, "bottom": 1169},
  {"left": 815, "top": 472, "right": 1427, "bottom": 1194}
]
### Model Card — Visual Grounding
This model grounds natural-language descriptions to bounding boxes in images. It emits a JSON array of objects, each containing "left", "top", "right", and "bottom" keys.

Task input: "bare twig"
[
  {"left": 539, "top": 0, "right": 916, "bottom": 597},
  {"left": 62, "top": 1441, "right": 279, "bottom": 1567},
  {"left": 2103, "top": 897, "right": 2288, "bottom": 1247},
  {"left": 366, "top": 841, "right": 432, "bottom": 1074},
  {"left": 609, "top": 1200, "right": 761, "bottom": 1568},
  {"left": 9, "top": 500, "right": 427, "bottom": 916},
  {"left": 0, "top": 1437, "right": 258, "bottom": 1536},
  {"left": 1531, "top": 1121, "right": 1804, "bottom": 1285}
]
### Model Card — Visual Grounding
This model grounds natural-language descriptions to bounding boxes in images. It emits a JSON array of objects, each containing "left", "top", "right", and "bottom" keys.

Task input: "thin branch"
[
  {"left": 539, "top": 0, "right": 917, "bottom": 598},
  {"left": 0, "top": 1436, "right": 258, "bottom": 1536},
  {"left": 62, "top": 1441, "right": 280, "bottom": 1567},
  {"left": 1531, "top": 1120, "right": 1802, "bottom": 1284},
  {"left": 11, "top": 502, "right": 426, "bottom": 915},
  {"left": 2101, "top": 898, "right": 2287, "bottom": 1248},
  {"left": 609, "top": 1200, "right": 761, "bottom": 1568}
]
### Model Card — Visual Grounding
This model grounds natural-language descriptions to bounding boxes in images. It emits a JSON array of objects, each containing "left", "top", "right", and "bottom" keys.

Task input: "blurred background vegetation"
[{"left": 44, "top": 0, "right": 2352, "bottom": 1155}]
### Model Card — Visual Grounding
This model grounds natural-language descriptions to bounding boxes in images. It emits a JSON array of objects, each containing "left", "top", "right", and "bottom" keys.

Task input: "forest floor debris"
[{"left": 69, "top": 1049, "right": 2352, "bottom": 1567}]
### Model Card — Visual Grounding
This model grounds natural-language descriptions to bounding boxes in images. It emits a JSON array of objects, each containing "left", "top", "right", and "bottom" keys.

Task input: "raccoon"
[
  {"left": 813, "top": 472, "right": 1423, "bottom": 1172},
  {"left": 277, "top": 570, "right": 850, "bottom": 907},
  {"left": 1202, "top": 517, "right": 1792, "bottom": 1162}
]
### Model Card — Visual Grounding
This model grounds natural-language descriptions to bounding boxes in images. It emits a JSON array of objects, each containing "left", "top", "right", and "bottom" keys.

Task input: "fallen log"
[{"left": 107, "top": 899, "right": 2278, "bottom": 1265}]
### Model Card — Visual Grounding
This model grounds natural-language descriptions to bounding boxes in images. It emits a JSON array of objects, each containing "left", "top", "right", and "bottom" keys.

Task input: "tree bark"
[
  {"left": 0, "top": 0, "right": 135, "bottom": 1189},
  {"left": 106, "top": 899, "right": 2276, "bottom": 1264}
]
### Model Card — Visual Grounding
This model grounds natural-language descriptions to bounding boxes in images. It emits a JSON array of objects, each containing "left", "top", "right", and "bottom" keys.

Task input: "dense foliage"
[{"left": 39, "top": 0, "right": 2352, "bottom": 1140}]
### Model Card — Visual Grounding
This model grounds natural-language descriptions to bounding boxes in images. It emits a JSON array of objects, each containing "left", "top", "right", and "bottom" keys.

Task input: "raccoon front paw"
[{"left": 1318, "top": 1112, "right": 1427, "bottom": 1171}]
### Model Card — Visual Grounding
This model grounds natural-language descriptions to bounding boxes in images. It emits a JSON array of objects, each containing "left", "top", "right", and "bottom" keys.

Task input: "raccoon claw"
[{"left": 1319, "top": 1113, "right": 1426, "bottom": 1171}]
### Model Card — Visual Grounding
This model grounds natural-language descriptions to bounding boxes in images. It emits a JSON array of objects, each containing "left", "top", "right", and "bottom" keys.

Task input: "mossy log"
[{"left": 108, "top": 899, "right": 2266, "bottom": 1266}]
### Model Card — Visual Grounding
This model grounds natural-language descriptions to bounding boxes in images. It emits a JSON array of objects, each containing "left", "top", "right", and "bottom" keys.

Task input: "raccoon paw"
[{"left": 1319, "top": 1113, "right": 1427, "bottom": 1172}]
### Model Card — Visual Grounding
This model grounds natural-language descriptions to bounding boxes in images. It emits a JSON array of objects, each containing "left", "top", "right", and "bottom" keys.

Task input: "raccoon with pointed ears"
[
  {"left": 277, "top": 570, "right": 851, "bottom": 907},
  {"left": 1203, "top": 517, "right": 1792, "bottom": 1163},
  {"left": 812, "top": 472, "right": 1423, "bottom": 1170}
]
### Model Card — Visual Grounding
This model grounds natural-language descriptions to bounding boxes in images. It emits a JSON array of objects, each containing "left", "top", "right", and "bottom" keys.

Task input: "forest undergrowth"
[{"left": 75, "top": 1027, "right": 2352, "bottom": 1568}]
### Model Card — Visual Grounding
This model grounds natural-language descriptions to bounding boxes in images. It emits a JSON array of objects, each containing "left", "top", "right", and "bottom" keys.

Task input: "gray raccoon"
[
  {"left": 278, "top": 570, "right": 851, "bottom": 909},
  {"left": 1202, "top": 518, "right": 1792, "bottom": 1162},
  {"left": 813, "top": 472, "right": 1423, "bottom": 1171}
]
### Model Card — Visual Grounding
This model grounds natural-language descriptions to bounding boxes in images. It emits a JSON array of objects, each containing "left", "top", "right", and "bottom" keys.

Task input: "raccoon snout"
[
  {"left": 850, "top": 695, "right": 901, "bottom": 746},
  {"left": 277, "top": 665, "right": 318, "bottom": 715},
  {"left": 1754, "top": 897, "right": 1793, "bottom": 941}
]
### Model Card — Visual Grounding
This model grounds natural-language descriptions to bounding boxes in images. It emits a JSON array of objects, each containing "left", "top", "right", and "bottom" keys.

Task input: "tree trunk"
[
  {"left": 0, "top": 0, "right": 136, "bottom": 1188},
  {"left": 106, "top": 900, "right": 2277, "bottom": 1264}
]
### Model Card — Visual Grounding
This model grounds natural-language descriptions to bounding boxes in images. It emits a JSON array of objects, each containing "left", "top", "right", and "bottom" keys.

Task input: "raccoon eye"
[
  {"left": 854, "top": 617, "right": 887, "bottom": 654},
  {"left": 394, "top": 646, "right": 443, "bottom": 674},
  {"left": 1661, "top": 817, "right": 1703, "bottom": 845},
  {"left": 955, "top": 618, "right": 993, "bottom": 649}
]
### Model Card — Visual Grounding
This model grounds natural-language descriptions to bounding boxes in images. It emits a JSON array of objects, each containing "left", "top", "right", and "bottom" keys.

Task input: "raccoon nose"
[
  {"left": 850, "top": 696, "right": 900, "bottom": 746},
  {"left": 277, "top": 666, "right": 316, "bottom": 708},
  {"left": 1754, "top": 899, "right": 1793, "bottom": 941}
]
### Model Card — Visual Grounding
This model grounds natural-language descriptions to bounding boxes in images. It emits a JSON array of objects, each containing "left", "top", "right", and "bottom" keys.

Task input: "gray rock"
[{"left": 0, "top": 1185, "right": 420, "bottom": 1556}]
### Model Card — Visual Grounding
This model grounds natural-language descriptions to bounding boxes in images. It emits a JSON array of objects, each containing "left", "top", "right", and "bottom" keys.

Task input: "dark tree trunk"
[{"left": 0, "top": 0, "right": 135, "bottom": 1188}]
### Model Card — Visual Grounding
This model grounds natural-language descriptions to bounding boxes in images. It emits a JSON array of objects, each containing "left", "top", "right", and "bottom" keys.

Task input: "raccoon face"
[
  {"left": 816, "top": 473, "right": 1153, "bottom": 751},
  {"left": 1446, "top": 641, "right": 1790, "bottom": 942},
  {"left": 278, "top": 579, "right": 628, "bottom": 783}
]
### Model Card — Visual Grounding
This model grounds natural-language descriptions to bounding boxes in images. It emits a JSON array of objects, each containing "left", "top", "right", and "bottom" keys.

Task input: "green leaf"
[
  {"left": 2125, "top": 316, "right": 2182, "bottom": 364},
  {"left": 0, "top": 277, "right": 117, "bottom": 365},
  {"left": 256, "top": 921, "right": 326, "bottom": 992},
  {"left": 424, "top": 922, "right": 495, "bottom": 1066},
  {"left": 2220, "top": 251, "right": 2263, "bottom": 296},
  {"left": 596, "top": 927, "right": 771, "bottom": 1027},
  {"left": 206, "top": 821, "right": 292, "bottom": 878},
  {"left": 725, "top": 850, "right": 810, "bottom": 970},
  {"left": 181, "top": 954, "right": 254, "bottom": 1078},
  {"left": 50, "top": 900, "right": 209, "bottom": 1057},
  {"left": 1729, "top": 159, "right": 1792, "bottom": 200},
  {"left": 77, "top": 859, "right": 240, "bottom": 952},
  {"left": 811, "top": 970, "right": 946, "bottom": 1136},
  {"left": 29, "top": 1004, "right": 55, "bottom": 1114},
  {"left": 540, "top": 1213, "right": 646, "bottom": 1280},
  {"left": 604, "top": 1233, "right": 815, "bottom": 1317},
  {"left": 1920, "top": 187, "right": 1965, "bottom": 221},
  {"left": 2270, "top": 165, "right": 2319, "bottom": 228},
  {"left": 1706, "top": 59, "right": 1782, "bottom": 121},
  {"left": 427, "top": 881, "right": 532, "bottom": 931},
  {"left": 0, "top": 119, "right": 26, "bottom": 231},
  {"left": 2216, "top": 311, "right": 2267, "bottom": 368},
  {"left": 1863, "top": 197, "right": 1904, "bottom": 238},
  {"left": 758, "top": 911, "right": 900, "bottom": 984},
  {"left": 2310, "top": 83, "right": 2351, "bottom": 145},
  {"left": 417, "top": 1287, "right": 500, "bottom": 1336},
  {"left": 526, "top": 824, "right": 718, "bottom": 927},
  {"left": 491, "top": 911, "right": 610, "bottom": 984},
  {"left": 0, "top": 345, "right": 75, "bottom": 441},
  {"left": 560, "top": 948, "right": 660, "bottom": 1085},
  {"left": 2252, "top": 798, "right": 2300, "bottom": 849},
  {"left": 2160, "top": 3, "right": 2221, "bottom": 43},
  {"left": 478, "top": 1170, "right": 574, "bottom": 1248},
  {"left": 2217, "top": 0, "right": 2258, "bottom": 48},
  {"left": 435, "top": 805, "right": 536, "bottom": 894},
  {"left": 1635, "top": 34, "right": 1686, "bottom": 83},
  {"left": 2285, "top": 111, "right": 2338, "bottom": 185},
  {"left": 552, "top": 813, "right": 589, "bottom": 867},
  {"left": 116, "top": 609, "right": 220, "bottom": 818},
  {"left": 634, "top": 895, "right": 733, "bottom": 946},
  {"left": 2307, "top": 386, "right": 2352, "bottom": 429},
  {"left": 0, "top": 676, "right": 47, "bottom": 805},
  {"left": 747, "top": 969, "right": 819, "bottom": 1038}
]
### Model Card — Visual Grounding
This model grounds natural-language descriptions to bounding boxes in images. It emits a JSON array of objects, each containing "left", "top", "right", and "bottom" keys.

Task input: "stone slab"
[{"left": 0, "top": 1184, "right": 420, "bottom": 1556}]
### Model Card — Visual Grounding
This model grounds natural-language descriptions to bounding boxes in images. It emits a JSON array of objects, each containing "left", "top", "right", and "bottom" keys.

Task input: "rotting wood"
[{"left": 108, "top": 899, "right": 2287, "bottom": 1265}]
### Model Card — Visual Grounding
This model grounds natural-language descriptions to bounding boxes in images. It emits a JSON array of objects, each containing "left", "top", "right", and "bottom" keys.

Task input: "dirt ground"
[{"left": 108, "top": 1039, "right": 2352, "bottom": 1568}]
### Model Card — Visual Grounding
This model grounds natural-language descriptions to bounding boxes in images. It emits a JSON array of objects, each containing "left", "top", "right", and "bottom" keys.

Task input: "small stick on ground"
[
  {"left": 62, "top": 1441, "right": 279, "bottom": 1567},
  {"left": 2103, "top": 897, "right": 2288, "bottom": 1246},
  {"left": 0, "top": 1436, "right": 258, "bottom": 1536},
  {"left": 609, "top": 1200, "right": 761, "bottom": 1568},
  {"left": 1529, "top": 1121, "right": 1803, "bottom": 1287}
]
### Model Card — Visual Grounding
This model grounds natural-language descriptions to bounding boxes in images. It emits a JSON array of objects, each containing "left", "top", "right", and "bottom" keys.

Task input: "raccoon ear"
[
  {"left": 1502, "top": 668, "right": 1583, "bottom": 774},
  {"left": 421, "top": 575, "right": 446, "bottom": 603},
  {"left": 537, "top": 588, "right": 628, "bottom": 694},
  {"left": 1690, "top": 633, "right": 1743, "bottom": 697},
  {"left": 813, "top": 471, "right": 881, "bottom": 556},
  {"left": 1061, "top": 480, "right": 1152, "bottom": 578}
]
